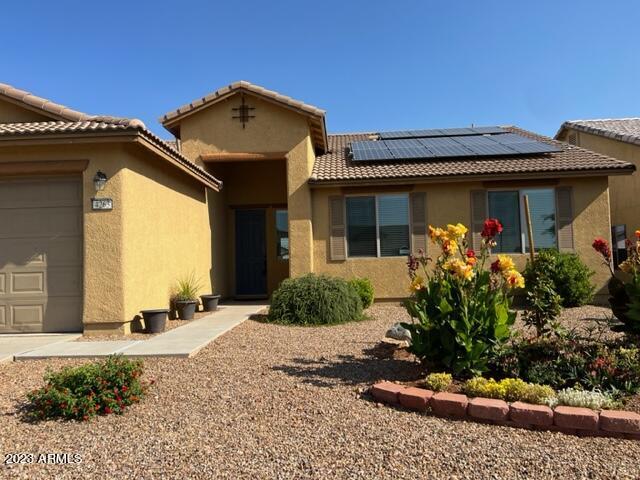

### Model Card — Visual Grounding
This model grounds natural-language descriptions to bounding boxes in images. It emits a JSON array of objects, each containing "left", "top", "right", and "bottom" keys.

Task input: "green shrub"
[
  {"left": 462, "top": 377, "right": 555, "bottom": 405},
  {"left": 550, "top": 387, "right": 619, "bottom": 410},
  {"left": 349, "top": 278, "right": 374, "bottom": 309},
  {"left": 425, "top": 372, "right": 452, "bottom": 392},
  {"left": 26, "top": 356, "right": 149, "bottom": 421},
  {"left": 524, "top": 249, "right": 594, "bottom": 307},
  {"left": 522, "top": 275, "right": 562, "bottom": 338},
  {"left": 173, "top": 272, "right": 202, "bottom": 301},
  {"left": 268, "top": 274, "right": 363, "bottom": 325}
]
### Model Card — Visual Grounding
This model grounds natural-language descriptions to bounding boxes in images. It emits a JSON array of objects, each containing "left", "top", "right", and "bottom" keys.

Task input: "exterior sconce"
[{"left": 93, "top": 171, "right": 108, "bottom": 192}]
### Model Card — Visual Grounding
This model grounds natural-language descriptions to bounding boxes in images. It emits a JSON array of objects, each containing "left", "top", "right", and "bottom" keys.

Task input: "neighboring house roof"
[
  {"left": 310, "top": 126, "right": 635, "bottom": 185},
  {"left": 0, "top": 83, "right": 222, "bottom": 190},
  {"left": 556, "top": 118, "right": 640, "bottom": 147},
  {"left": 160, "top": 80, "right": 328, "bottom": 153}
]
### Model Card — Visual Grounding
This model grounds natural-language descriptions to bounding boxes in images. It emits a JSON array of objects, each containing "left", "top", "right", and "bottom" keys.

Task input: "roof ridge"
[{"left": 565, "top": 117, "right": 640, "bottom": 123}]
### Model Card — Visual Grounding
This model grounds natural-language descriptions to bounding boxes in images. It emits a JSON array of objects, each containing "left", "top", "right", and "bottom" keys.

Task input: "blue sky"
[{"left": 1, "top": 1, "right": 639, "bottom": 138}]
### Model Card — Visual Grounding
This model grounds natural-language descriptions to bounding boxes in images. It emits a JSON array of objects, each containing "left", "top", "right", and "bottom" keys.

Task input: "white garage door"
[{"left": 0, "top": 176, "right": 83, "bottom": 332}]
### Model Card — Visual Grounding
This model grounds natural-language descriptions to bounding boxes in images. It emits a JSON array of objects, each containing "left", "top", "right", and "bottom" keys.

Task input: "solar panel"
[
  {"left": 418, "top": 137, "right": 475, "bottom": 157},
  {"left": 378, "top": 126, "right": 505, "bottom": 140},
  {"left": 350, "top": 130, "right": 559, "bottom": 162}
]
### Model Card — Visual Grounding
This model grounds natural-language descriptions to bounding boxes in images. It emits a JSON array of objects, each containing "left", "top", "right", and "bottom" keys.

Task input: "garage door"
[{"left": 0, "top": 176, "right": 83, "bottom": 333}]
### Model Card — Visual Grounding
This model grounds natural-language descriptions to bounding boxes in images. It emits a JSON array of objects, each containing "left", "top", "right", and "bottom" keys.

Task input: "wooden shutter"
[
  {"left": 329, "top": 196, "right": 346, "bottom": 260},
  {"left": 470, "top": 189, "right": 487, "bottom": 251},
  {"left": 556, "top": 186, "right": 574, "bottom": 251},
  {"left": 410, "top": 192, "right": 427, "bottom": 254}
]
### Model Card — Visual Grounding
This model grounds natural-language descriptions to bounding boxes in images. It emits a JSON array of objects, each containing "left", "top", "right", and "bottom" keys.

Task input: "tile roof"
[
  {"left": 556, "top": 118, "right": 640, "bottom": 147},
  {"left": 310, "top": 126, "right": 635, "bottom": 185},
  {"left": 160, "top": 80, "right": 328, "bottom": 153},
  {"left": 0, "top": 120, "right": 222, "bottom": 190}
]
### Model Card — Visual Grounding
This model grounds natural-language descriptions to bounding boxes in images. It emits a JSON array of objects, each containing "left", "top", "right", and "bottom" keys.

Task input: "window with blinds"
[
  {"left": 487, "top": 188, "right": 557, "bottom": 253},
  {"left": 345, "top": 194, "right": 410, "bottom": 258}
]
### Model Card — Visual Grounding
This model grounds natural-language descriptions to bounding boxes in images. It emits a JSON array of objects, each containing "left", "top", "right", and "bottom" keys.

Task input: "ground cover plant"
[
  {"left": 268, "top": 273, "right": 363, "bottom": 325},
  {"left": 462, "top": 377, "right": 555, "bottom": 405},
  {"left": 424, "top": 372, "right": 452, "bottom": 392},
  {"left": 402, "top": 219, "right": 522, "bottom": 376},
  {"left": 25, "top": 356, "right": 149, "bottom": 421}
]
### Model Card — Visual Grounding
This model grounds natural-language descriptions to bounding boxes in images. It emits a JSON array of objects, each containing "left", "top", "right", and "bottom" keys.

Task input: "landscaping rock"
[
  {"left": 398, "top": 387, "right": 433, "bottom": 411},
  {"left": 385, "top": 323, "right": 412, "bottom": 343},
  {"left": 509, "top": 402, "right": 554, "bottom": 427},
  {"left": 553, "top": 406, "right": 599, "bottom": 430},
  {"left": 430, "top": 392, "right": 468, "bottom": 417},
  {"left": 468, "top": 397, "right": 509, "bottom": 422},
  {"left": 599, "top": 410, "right": 640, "bottom": 434}
]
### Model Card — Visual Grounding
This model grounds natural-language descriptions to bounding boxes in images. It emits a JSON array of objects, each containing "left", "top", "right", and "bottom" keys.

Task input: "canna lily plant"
[{"left": 402, "top": 219, "right": 523, "bottom": 376}]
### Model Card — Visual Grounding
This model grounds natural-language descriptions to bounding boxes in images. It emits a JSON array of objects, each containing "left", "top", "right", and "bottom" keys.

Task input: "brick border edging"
[{"left": 370, "top": 382, "right": 640, "bottom": 441}]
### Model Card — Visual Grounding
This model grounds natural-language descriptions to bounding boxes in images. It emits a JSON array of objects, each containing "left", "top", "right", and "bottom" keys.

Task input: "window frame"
[
  {"left": 275, "top": 208, "right": 289, "bottom": 261},
  {"left": 344, "top": 192, "right": 411, "bottom": 259},
  {"left": 486, "top": 187, "right": 558, "bottom": 254}
]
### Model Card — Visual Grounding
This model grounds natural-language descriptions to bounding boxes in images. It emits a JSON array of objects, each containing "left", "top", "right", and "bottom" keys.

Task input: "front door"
[{"left": 235, "top": 209, "right": 267, "bottom": 297}]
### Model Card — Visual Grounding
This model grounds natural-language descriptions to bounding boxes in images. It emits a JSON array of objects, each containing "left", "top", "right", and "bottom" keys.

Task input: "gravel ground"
[{"left": 1, "top": 305, "right": 639, "bottom": 479}]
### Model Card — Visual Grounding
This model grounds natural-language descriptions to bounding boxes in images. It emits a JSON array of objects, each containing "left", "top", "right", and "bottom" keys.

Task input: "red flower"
[
  {"left": 592, "top": 237, "right": 612, "bottom": 261},
  {"left": 481, "top": 218, "right": 503, "bottom": 238},
  {"left": 104, "top": 406, "right": 112, "bottom": 414},
  {"left": 490, "top": 259, "right": 500, "bottom": 273},
  {"left": 466, "top": 249, "right": 476, "bottom": 258}
]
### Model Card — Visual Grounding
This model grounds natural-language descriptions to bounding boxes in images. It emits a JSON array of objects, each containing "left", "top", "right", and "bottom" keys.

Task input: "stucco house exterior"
[
  {"left": 556, "top": 119, "right": 640, "bottom": 251},
  {"left": 0, "top": 81, "right": 635, "bottom": 334}
]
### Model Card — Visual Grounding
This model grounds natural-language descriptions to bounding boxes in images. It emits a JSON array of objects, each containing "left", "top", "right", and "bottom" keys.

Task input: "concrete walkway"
[
  {"left": 0, "top": 334, "right": 81, "bottom": 363},
  {"left": 8, "top": 303, "right": 266, "bottom": 361}
]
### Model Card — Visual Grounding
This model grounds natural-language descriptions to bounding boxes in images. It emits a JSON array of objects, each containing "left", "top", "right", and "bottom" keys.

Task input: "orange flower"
[{"left": 635, "top": 229, "right": 640, "bottom": 239}]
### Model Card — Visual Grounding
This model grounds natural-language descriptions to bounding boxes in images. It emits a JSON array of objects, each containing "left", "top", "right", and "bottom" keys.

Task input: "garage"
[{"left": 0, "top": 176, "right": 83, "bottom": 333}]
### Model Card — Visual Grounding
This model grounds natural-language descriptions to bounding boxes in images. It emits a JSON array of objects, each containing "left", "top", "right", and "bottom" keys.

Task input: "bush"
[
  {"left": 550, "top": 387, "right": 619, "bottom": 410},
  {"left": 490, "top": 338, "right": 640, "bottom": 394},
  {"left": 268, "top": 274, "right": 363, "bottom": 325},
  {"left": 425, "top": 372, "right": 452, "bottom": 392},
  {"left": 524, "top": 249, "right": 594, "bottom": 307},
  {"left": 349, "top": 277, "right": 374, "bottom": 309},
  {"left": 462, "top": 377, "right": 555, "bottom": 405},
  {"left": 26, "top": 356, "right": 149, "bottom": 421},
  {"left": 402, "top": 220, "right": 519, "bottom": 376},
  {"left": 522, "top": 275, "right": 562, "bottom": 338}
]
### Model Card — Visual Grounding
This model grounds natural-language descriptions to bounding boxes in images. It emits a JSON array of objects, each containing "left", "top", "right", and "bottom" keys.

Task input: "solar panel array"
[{"left": 350, "top": 127, "right": 561, "bottom": 162}]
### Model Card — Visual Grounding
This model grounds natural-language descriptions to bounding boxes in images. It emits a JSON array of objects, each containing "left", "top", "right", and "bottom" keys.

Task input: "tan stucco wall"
[
  {"left": 176, "top": 92, "right": 316, "bottom": 292},
  {"left": 560, "top": 130, "right": 640, "bottom": 233},
  {"left": 0, "top": 139, "right": 214, "bottom": 333},
  {"left": 119, "top": 144, "right": 213, "bottom": 331},
  {"left": 0, "top": 98, "right": 52, "bottom": 123},
  {"left": 311, "top": 177, "right": 612, "bottom": 301}
]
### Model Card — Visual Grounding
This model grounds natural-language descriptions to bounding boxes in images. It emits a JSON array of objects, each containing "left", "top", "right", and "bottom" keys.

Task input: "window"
[
  {"left": 487, "top": 188, "right": 557, "bottom": 253},
  {"left": 346, "top": 194, "right": 410, "bottom": 257},
  {"left": 275, "top": 210, "right": 289, "bottom": 260}
]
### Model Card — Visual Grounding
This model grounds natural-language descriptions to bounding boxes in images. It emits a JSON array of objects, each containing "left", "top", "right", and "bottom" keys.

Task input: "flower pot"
[
  {"left": 175, "top": 300, "right": 198, "bottom": 320},
  {"left": 141, "top": 309, "right": 169, "bottom": 334},
  {"left": 200, "top": 294, "right": 221, "bottom": 312}
]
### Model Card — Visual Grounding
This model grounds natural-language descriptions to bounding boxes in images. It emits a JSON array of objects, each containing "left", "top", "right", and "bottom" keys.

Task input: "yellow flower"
[
  {"left": 466, "top": 256, "right": 477, "bottom": 267},
  {"left": 428, "top": 226, "right": 446, "bottom": 242},
  {"left": 619, "top": 260, "right": 632, "bottom": 274},
  {"left": 496, "top": 254, "right": 515, "bottom": 272},
  {"left": 505, "top": 270, "right": 525, "bottom": 289},
  {"left": 409, "top": 275, "right": 425, "bottom": 293},
  {"left": 443, "top": 258, "right": 474, "bottom": 281},
  {"left": 447, "top": 223, "right": 468, "bottom": 240},
  {"left": 442, "top": 239, "right": 458, "bottom": 256}
]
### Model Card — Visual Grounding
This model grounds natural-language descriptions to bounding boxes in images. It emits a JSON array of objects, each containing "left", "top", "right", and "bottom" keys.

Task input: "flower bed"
[{"left": 370, "top": 381, "right": 640, "bottom": 440}]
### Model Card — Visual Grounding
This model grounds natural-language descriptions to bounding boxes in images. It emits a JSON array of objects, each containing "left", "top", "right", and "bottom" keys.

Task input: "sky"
[{"left": 1, "top": 1, "right": 639, "bottom": 139}]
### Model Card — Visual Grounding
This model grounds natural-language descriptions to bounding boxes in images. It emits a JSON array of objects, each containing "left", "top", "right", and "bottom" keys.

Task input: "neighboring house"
[
  {"left": 556, "top": 119, "right": 640, "bottom": 247},
  {"left": 0, "top": 81, "right": 635, "bottom": 334}
]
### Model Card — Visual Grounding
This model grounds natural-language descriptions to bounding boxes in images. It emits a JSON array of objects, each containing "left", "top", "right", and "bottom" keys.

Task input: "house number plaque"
[{"left": 91, "top": 198, "right": 113, "bottom": 211}]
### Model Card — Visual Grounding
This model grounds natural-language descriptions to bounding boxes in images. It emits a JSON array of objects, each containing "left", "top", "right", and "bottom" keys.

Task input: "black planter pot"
[
  {"left": 200, "top": 294, "right": 221, "bottom": 312},
  {"left": 141, "top": 309, "right": 169, "bottom": 334},
  {"left": 176, "top": 300, "right": 198, "bottom": 320}
]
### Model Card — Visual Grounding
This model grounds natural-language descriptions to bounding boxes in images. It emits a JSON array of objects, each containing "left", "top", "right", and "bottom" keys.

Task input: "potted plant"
[
  {"left": 172, "top": 273, "right": 202, "bottom": 320},
  {"left": 200, "top": 291, "right": 221, "bottom": 312},
  {"left": 140, "top": 309, "right": 170, "bottom": 333}
]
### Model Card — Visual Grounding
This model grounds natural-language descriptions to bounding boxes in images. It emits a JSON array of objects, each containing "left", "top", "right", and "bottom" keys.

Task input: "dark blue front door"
[{"left": 235, "top": 209, "right": 267, "bottom": 296}]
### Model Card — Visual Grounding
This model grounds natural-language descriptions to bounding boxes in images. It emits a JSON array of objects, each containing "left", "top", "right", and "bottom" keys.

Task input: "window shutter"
[
  {"left": 556, "top": 186, "right": 574, "bottom": 251},
  {"left": 410, "top": 192, "right": 427, "bottom": 254},
  {"left": 329, "top": 196, "right": 346, "bottom": 261},
  {"left": 470, "top": 190, "right": 487, "bottom": 251}
]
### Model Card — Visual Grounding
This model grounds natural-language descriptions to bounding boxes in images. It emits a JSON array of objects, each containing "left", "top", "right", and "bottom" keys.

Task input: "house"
[
  {"left": 0, "top": 81, "right": 634, "bottom": 334},
  {"left": 556, "top": 119, "right": 640, "bottom": 253}
]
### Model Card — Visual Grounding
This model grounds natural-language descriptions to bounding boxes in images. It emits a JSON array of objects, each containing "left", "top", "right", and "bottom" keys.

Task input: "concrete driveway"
[{"left": 0, "top": 334, "right": 81, "bottom": 363}]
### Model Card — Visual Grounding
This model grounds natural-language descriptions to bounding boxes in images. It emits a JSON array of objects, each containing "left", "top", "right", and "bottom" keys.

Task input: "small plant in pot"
[{"left": 172, "top": 273, "right": 202, "bottom": 320}]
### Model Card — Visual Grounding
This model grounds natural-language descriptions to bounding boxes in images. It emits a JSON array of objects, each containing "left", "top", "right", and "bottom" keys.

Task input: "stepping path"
[{"left": 12, "top": 303, "right": 266, "bottom": 361}]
